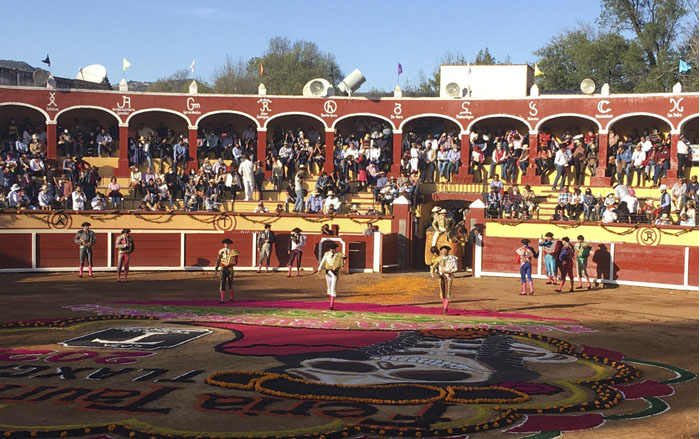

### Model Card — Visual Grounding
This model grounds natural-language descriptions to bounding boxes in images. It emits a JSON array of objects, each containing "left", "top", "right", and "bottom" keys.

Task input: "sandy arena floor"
[{"left": 0, "top": 270, "right": 697, "bottom": 439}]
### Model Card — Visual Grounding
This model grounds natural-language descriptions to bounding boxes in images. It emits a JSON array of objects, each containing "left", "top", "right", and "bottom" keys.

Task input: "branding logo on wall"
[
  {"left": 596, "top": 100, "right": 613, "bottom": 119},
  {"left": 456, "top": 101, "right": 474, "bottom": 120},
  {"left": 321, "top": 99, "right": 337, "bottom": 118},
  {"left": 256, "top": 98, "right": 272, "bottom": 121},
  {"left": 183, "top": 97, "right": 201, "bottom": 115},
  {"left": 60, "top": 327, "right": 212, "bottom": 350},
  {"left": 46, "top": 92, "right": 59, "bottom": 112},
  {"left": 667, "top": 97, "right": 684, "bottom": 118},
  {"left": 113, "top": 96, "right": 135, "bottom": 116}
]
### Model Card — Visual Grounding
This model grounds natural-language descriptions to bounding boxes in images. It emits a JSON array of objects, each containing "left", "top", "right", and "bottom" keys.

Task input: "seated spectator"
[
  {"left": 157, "top": 178, "right": 174, "bottom": 210},
  {"left": 254, "top": 201, "right": 269, "bottom": 213},
  {"left": 602, "top": 204, "right": 618, "bottom": 223},
  {"left": 679, "top": 213, "right": 695, "bottom": 227},
  {"left": 205, "top": 194, "right": 220, "bottom": 212},
  {"left": 680, "top": 200, "right": 696, "bottom": 224},
  {"left": 583, "top": 188, "right": 596, "bottom": 221},
  {"left": 379, "top": 179, "right": 397, "bottom": 215},
  {"left": 321, "top": 224, "right": 333, "bottom": 235},
  {"left": 143, "top": 191, "right": 160, "bottom": 210},
  {"left": 655, "top": 212, "right": 671, "bottom": 226},
  {"left": 522, "top": 185, "right": 537, "bottom": 219},
  {"left": 489, "top": 174, "right": 504, "bottom": 195},
  {"left": 671, "top": 178, "right": 687, "bottom": 212},
  {"left": 8, "top": 183, "right": 24, "bottom": 208},
  {"left": 108, "top": 176, "right": 122, "bottom": 208},
  {"left": 324, "top": 192, "right": 342, "bottom": 214},
  {"left": 275, "top": 203, "right": 284, "bottom": 214},
  {"left": 38, "top": 184, "right": 53, "bottom": 209},
  {"left": 305, "top": 190, "right": 323, "bottom": 213},
  {"left": 91, "top": 192, "right": 107, "bottom": 210},
  {"left": 486, "top": 187, "right": 501, "bottom": 218}
]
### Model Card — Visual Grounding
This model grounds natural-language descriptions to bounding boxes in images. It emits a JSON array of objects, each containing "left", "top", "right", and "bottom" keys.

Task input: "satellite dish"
[
  {"left": 445, "top": 82, "right": 463, "bottom": 98},
  {"left": 76, "top": 64, "right": 107, "bottom": 83},
  {"left": 337, "top": 69, "right": 366, "bottom": 96},
  {"left": 302, "top": 78, "right": 335, "bottom": 97},
  {"left": 32, "top": 69, "right": 50, "bottom": 86},
  {"left": 580, "top": 78, "right": 596, "bottom": 95}
]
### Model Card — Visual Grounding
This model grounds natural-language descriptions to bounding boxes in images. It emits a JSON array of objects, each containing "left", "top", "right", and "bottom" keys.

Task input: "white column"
[
  {"left": 473, "top": 232, "right": 483, "bottom": 278},
  {"left": 609, "top": 242, "right": 616, "bottom": 281},
  {"left": 107, "top": 232, "right": 113, "bottom": 268},
  {"left": 683, "top": 247, "right": 689, "bottom": 287},
  {"left": 252, "top": 232, "right": 258, "bottom": 268},
  {"left": 373, "top": 231, "right": 382, "bottom": 273},
  {"left": 31, "top": 233, "right": 37, "bottom": 269}
]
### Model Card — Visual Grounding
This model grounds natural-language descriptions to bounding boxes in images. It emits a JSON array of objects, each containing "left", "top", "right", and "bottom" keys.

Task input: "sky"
[{"left": 2, "top": 0, "right": 604, "bottom": 91}]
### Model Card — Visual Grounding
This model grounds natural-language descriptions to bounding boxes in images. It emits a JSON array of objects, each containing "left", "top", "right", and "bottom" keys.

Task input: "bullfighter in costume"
[
  {"left": 430, "top": 245, "right": 458, "bottom": 314},
  {"left": 215, "top": 238, "right": 239, "bottom": 303},
  {"left": 287, "top": 227, "right": 306, "bottom": 277},
  {"left": 516, "top": 239, "right": 538, "bottom": 295},
  {"left": 115, "top": 228, "right": 134, "bottom": 282},
  {"left": 257, "top": 224, "right": 276, "bottom": 273},
  {"left": 316, "top": 241, "right": 346, "bottom": 310},
  {"left": 74, "top": 221, "right": 97, "bottom": 278}
]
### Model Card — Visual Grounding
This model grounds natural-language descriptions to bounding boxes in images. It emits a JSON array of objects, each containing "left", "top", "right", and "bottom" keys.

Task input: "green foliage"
[
  {"left": 209, "top": 37, "right": 343, "bottom": 95},
  {"left": 473, "top": 48, "right": 496, "bottom": 65},
  {"left": 146, "top": 69, "right": 213, "bottom": 93},
  {"left": 403, "top": 50, "right": 470, "bottom": 96}
]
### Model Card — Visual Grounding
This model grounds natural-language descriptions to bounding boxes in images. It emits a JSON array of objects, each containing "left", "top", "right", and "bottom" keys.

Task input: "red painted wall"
[
  {"left": 185, "top": 232, "right": 255, "bottom": 267},
  {"left": 482, "top": 236, "right": 695, "bottom": 287},
  {"left": 0, "top": 234, "right": 32, "bottom": 268},
  {"left": 119, "top": 233, "right": 180, "bottom": 267},
  {"left": 37, "top": 233, "right": 107, "bottom": 268}
]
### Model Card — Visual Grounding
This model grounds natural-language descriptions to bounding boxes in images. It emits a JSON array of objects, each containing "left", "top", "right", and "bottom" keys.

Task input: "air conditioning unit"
[
  {"left": 302, "top": 78, "right": 335, "bottom": 97},
  {"left": 444, "top": 81, "right": 468, "bottom": 98}
]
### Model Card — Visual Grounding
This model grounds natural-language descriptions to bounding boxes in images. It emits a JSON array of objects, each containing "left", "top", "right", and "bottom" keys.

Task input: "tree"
[
  {"left": 211, "top": 55, "right": 258, "bottom": 94},
  {"left": 596, "top": 0, "right": 693, "bottom": 91},
  {"left": 245, "top": 37, "right": 344, "bottom": 95},
  {"left": 473, "top": 48, "right": 496, "bottom": 65},
  {"left": 534, "top": 27, "right": 646, "bottom": 92},
  {"left": 146, "top": 69, "right": 213, "bottom": 93}
]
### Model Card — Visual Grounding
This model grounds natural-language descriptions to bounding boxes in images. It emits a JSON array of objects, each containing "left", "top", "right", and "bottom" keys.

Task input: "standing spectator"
[
  {"left": 238, "top": 154, "right": 255, "bottom": 201},
  {"left": 630, "top": 143, "right": 646, "bottom": 186},
  {"left": 174, "top": 138, "right": 188, "bottom": 172},
  {"left": 71, "top": 185, "right": 87, "bottom": 210},
  {"left": 293, "top": 165, "right": 307, "bottom": 212},
  {"left": 571, "top": 140, "right": 587, "bottom": 186},
  {"left": 552, "top": 144, "right": 572, "bottom": 190},
  {"left": 470, "top": 146, "right": 485, "bottom": 183}
]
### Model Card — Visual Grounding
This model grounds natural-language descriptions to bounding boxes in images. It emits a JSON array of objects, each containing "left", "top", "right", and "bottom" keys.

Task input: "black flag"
[{"left": 41, "top": 54, "right": 51, "bottom": 68}]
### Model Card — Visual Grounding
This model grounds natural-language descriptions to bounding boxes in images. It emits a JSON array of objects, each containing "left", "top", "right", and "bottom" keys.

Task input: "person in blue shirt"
[{"left": 305, "top": 190, "right": 324, "bottom": 213}]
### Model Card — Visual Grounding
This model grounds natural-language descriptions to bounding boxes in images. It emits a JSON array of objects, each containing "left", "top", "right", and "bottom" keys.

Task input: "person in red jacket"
[{"left": 515, "top": 239, "right": 538, "bottom": 295}]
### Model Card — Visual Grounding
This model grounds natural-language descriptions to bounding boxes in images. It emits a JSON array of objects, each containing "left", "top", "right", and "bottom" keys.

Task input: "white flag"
[
  {"left": 189, "top": 59, "right": 196, "bottom": 73},
  {"left": 123, "top": 58, "right": 131, "bottom": 72}
]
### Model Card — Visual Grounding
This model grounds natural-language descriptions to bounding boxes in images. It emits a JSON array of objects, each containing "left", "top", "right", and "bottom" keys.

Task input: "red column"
[
  {"left": 457, "top": 132, "right": 473, "bottom": 181},
  {"left": 390, "top": 131, "right": 402, "bottom": 176},
  {"left": 663, "top": 132, "right": 680, "bottom": 185},
  {"left": 45, "top": 122, "right": 57, "bottom": 163},
  {"left": 114, "top": 125, "right": 129, "bottom": 177},
  {"left": 590, "top": 132, "right": 610, "bottom": 186},
  {"left": 520, "top": 132, "right": 541, "bottom": 185},
  {"left": 257, "top": 128, "right": 268, "bottom": 178},
  {"left": 187, "top": 127, "right": 199, "bottom": 173},
  {"left": 324, "top": 130, "right": 335, "bottom": 174}
]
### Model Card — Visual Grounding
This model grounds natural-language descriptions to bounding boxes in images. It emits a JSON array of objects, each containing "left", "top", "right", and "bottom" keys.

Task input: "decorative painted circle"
[
  {"left": 47, "top": 212, "right": 72, "bottom": 229},
  {"left": 636, "top": 226, "right": 661, "bottom": 246},
  {"left": 214, "top": 213, "right": 236, "bottom": 231}
]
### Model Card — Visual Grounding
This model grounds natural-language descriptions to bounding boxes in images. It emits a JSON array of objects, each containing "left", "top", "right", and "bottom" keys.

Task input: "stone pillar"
[
  {"left": 590, "top": 131, "right": 611, "bottom": 186},
  {"left": 257, "top": 128, "right": 268, "bottom": 178},
  {"left": 187, "top": 126, "right": 199, "bottom": 173},
  {"left": 520, "top": 131, "right": 542, "bottom": 185},
  {"left": 390, "top": 196, "right": 413, "bottom": 270},
  {"left": 663, "top": 131, "right": 680, "bottom": 185},
  {"left": 324, "top": 129, "right": 335, "bottom": 174},
  {"left": 390, "top": 130, "right": 402, "bottom": 176},
  {"left": 45, "top": 121, "right": 57, "bottom": 163},
  {"left": 456, "top": 131, "right": 473, "bottom": 181},
  {"left": 115, "top": 124, "right": 130, "bottom": 177}
]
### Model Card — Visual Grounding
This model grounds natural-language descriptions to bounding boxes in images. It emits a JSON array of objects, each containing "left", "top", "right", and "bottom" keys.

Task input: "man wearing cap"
[
  {"left": 115, "top": 229, "right": 135, "bottom": 282},
  {"left": 287, "top": 227, "right": 306, "bottom": 277},
  {"left": 430, "top": 245, "right": 458, "bottom": 314},
  {"left": 74, "top": 222, "right": 97, "bottom": 278},
  {"left": 257, "top": 224, "right": 276, "bottom": 273},
  {"left": 316, "top": 241, "right": 346, "bottom": 310},
  {"left": 516, "top": 239, "right": 538, "bottom": 295},
  {"left": 215, "top": 238, "right": 239, "bottom": 303},
  {"left": 658, "top": 184, "right": 671, "bottom": 216},
  {"left": 305, "top": 190, "right": 324, "bottom": 214}
]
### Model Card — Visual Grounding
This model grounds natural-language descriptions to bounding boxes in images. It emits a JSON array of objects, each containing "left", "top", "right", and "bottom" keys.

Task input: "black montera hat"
[
  {"left": 327, "top": 242, "right": 339, "bottom": 249},
  {"left": 221, "top": 238, "right": 233, "bottom": 244},
  {"left": 121, "top": 229, "right": 131, "bottom": 233},
  {"left": 440, "top": 245, "right": 451, "bottom": 252},
  {"left": 81, "top": 222, "right": 91, "bottom": 227}
]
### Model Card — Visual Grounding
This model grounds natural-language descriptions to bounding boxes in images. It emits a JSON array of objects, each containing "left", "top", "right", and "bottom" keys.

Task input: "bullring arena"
[{"left": 0, "top": 83, "right": 697, "bottom": 439}]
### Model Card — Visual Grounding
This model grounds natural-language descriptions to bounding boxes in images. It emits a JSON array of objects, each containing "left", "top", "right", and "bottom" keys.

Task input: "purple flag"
[{"left": 398, "top": 62, "right": 403, "bottom": 75}]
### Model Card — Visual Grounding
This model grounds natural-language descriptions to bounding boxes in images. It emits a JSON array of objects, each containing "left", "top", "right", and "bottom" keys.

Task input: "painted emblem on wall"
[{"left": 636, "top": 226, "right": 661, "bottom": 246}]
